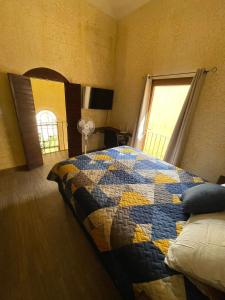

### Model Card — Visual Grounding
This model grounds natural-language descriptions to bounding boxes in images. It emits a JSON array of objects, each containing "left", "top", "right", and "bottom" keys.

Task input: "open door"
[
  {"left": 8, "top": 73, "right": 43, "bottom": 169},
  {"left": 64, "top": 82, "right": 82, "bottom": 157}
]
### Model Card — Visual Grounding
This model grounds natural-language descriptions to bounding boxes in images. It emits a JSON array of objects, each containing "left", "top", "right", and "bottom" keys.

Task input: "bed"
[{"left": 48, "top": 146, "right": 210, "bottom": 300}]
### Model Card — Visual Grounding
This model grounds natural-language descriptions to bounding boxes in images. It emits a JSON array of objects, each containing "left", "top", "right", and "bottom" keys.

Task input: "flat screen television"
[{"left": 82, "top": 86, "right": 114, "bottom": 110}]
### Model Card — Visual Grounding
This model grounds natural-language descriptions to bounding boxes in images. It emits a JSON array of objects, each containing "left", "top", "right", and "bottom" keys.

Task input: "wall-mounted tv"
[{"left": 82, "top": 86, "right": 114, "bottom": 110}]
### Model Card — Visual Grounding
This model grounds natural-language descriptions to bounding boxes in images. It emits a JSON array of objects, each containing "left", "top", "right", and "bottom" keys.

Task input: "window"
[
  {"left": 36, "top": 110, "right": 59, "bottom": 154},
  {"left": 143, "top": 78, "right": 192, "bottom": 159}
]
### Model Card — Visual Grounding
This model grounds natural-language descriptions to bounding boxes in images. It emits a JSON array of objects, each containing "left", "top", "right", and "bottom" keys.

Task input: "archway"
[{"left": 23, "top": 67, "right": 69, "bottom": 83}]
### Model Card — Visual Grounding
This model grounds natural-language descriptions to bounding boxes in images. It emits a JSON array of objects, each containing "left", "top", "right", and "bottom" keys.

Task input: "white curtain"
[
  {"left": 132, "top": 76, "right": 152, "bottom": 149},
  {"left": 164, "top": 68, "right": 206, "bottom": 165}
]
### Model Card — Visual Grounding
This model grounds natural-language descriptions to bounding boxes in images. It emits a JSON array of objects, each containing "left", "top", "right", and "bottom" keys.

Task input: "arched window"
[
  {"left": 36, "top": 110, "right": 59, "bottom": 154},
  {"left": 36, "top": 110, "right": 57, "bottom": 124}
]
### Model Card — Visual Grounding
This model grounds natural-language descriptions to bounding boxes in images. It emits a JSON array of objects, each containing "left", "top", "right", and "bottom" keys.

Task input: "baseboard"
[{"left": 0, "top": 164, "right": 27, "bottom": 174}]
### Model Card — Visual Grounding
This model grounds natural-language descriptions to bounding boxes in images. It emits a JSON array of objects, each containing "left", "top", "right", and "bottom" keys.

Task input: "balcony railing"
[
  {"left": 37, "top": 121, "right": 67, "bottom": 154},
  {"left": 143, "top": 129, "right": 169, "bottom": 160}
]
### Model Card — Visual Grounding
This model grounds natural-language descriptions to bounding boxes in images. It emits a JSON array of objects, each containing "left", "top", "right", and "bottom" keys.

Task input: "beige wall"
[
  {"left": 110, "top": 0, "right": 225, "bottom": 182},
  {"left": 0, "top": 0, "right": 117, "bottom": 169}
]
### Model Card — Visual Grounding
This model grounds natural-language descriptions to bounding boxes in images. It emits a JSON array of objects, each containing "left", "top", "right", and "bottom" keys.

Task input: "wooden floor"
[{"left": 0, "top": 151, "right": 121, "bottom": 300}]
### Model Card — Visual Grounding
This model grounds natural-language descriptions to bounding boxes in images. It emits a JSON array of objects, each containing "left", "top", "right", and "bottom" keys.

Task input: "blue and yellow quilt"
[{"left": 48, "top": 146, "right": 209, "bottom": 300}]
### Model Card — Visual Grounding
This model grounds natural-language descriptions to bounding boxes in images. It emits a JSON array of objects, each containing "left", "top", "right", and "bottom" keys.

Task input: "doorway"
[
  {"left": 8, "top": 68, "right": 82, "bottom": 170},
  {"left": 31, "top": 77, "right": 68, "bottom": 155},
  {"left": 143, "top": 78, "right": 192, "bottom": 159}
]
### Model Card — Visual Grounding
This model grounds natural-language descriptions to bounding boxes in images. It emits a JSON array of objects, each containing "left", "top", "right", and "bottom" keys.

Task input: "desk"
[
  {"left": 217, "top": 175, "right": 225, "bottom": 184},
  {"left": 95, "top": 127, "right": 131, "bottom": 148}
]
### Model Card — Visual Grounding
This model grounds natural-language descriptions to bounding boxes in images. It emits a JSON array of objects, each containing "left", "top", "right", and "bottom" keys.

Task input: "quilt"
[{"left": 48, "top": 146, "right": 209, "bottom": 300}]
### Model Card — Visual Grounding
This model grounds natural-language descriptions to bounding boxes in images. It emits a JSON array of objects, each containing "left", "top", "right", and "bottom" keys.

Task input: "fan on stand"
[{"left": 77, "top": 119, "right": 95, "bottom": 154}]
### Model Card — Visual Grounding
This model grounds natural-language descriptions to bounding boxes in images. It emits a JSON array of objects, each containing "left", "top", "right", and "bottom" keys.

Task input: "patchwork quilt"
[{"left": 48, "top": 146, "right": 209, "bottom": 300}]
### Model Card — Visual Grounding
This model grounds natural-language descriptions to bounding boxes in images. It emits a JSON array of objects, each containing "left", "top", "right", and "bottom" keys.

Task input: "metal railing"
[
  {"left": 143, "top": 129, "right": 169, "bottom": 160},
  {"left": 37, "top": 121, "right": 68, "bottom": 154}
]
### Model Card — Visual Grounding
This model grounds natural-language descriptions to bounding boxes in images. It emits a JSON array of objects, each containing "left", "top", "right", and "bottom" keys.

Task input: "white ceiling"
[{"left": 87, "top": 0, "right": 150, "bottom": 19}]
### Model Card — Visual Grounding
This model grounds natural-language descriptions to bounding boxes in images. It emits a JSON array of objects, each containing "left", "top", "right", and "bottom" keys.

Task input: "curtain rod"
[{"left": 145, "top": 67, "right": 217, "bottom": 79}]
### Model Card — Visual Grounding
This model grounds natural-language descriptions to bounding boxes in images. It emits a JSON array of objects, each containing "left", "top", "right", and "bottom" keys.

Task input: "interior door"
[
  {"left": 8, "top": 73, "right": 43, "bottom": 169},
  {"left": 64, "top": 82, "right": 82, "bottom": 157}
]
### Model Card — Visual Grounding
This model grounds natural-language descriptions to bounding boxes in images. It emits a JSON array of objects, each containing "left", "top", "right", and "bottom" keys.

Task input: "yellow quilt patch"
[
  {"left": 193, "top": 177, "right": 204, "bottom": 183},
  {"left": 133, "top": 225, "right": 151, "bottom": 243},
  {"left": 84, "top": 207, "right": 118, "bottom": 252},
  {"left": 90, "top": 226, "right": 111, "bottom": 252},
  {"left": 153, "top": 239, "right": 170, "bottom": 255},
  {"left": 94, "top": 154, "right": 113, "bottom": 161},
  {"left": 176, "top": 222, "right": 185, "bottom": 235},
  {"left": 154, "top": 173, "right": 177, "bottom": 184},
  {"left": 108, "top": 165, "right": 117, "bottom": 171},
  {"left": 172, "top": 195, "right": 181, "bottom": 204},
  {"left": 120, "top": 148, "right": 136, "bottom": 154},
  {"left": 119, "top": 192, "right": 152, "bottom": 207},
  {"left": 136, "top": 155, "right": 145, "bottom": 160},
  {"left": 58, "top": 164, "right": 79, "bottom": 179}
]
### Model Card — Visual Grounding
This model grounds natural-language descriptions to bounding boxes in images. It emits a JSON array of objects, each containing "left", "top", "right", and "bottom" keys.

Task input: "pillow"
[
  {"left": 181, "top": 183, "right": 225, "bottom": 214},
  {"left": 165, "top": 212, "right": 225, "bottom": 292}
]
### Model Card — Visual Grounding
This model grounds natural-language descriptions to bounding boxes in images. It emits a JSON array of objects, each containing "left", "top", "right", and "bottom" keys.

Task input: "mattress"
[{"left": 48, "top": 146, "right": 209, "bottom": 300}]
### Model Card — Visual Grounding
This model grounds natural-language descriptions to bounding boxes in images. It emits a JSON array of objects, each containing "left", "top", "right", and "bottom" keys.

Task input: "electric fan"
[{"left": 77, "top": 119, "right": 95, "bottom": 154}]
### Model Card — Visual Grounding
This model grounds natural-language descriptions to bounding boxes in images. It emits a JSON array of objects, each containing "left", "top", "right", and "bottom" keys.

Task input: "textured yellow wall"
[
  {"left": 31, "top": 78, "right": 66, "bottom": 122},
  {"left": 110, "top": 0, "right": 225, "bottom": 182},
  {"left": 82, "top": 109, "right": 109, "bottom": 152},
  {"left": 0, "top": 0, "right": 117, "bottom": 169}
]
